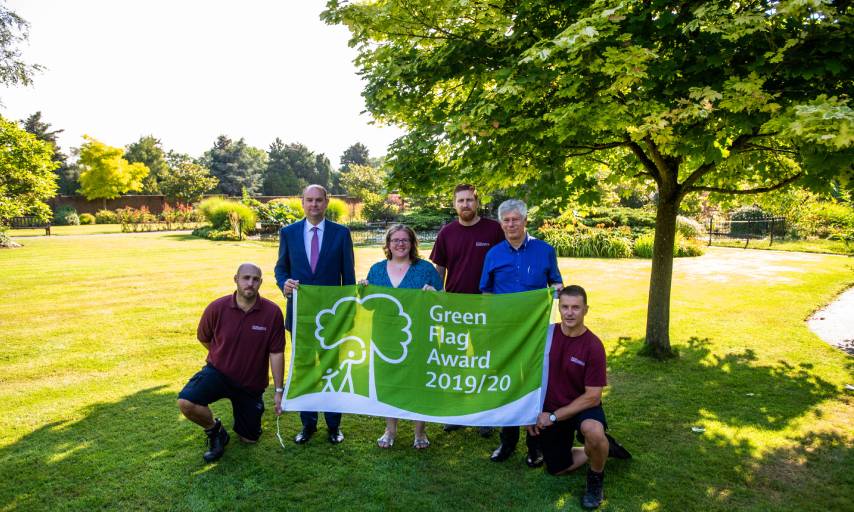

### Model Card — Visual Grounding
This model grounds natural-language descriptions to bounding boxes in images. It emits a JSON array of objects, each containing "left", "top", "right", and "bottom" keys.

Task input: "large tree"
[
  {"left": 125, "top": 135, "right": 169, "bottom": 194},
  {"left": 160, "top": 161, "right": 218, "bottom": 204},
  {"left": 263, "top": 139, "right": 331, "bottom": 195},
  {"left": 325, "top": 0, "right": 854, "bottom": 358},
  {"left": 0, "top": 115, "right": 57, "bottom": 222},
  {"left": 20, "top": 111, "right": 77, "bottom": 195},
  {"left": 0, "top": 3, "right": 42, "bottom": 93},
  {"left": 203, "top": 135, "right": 267, "bottom": 196},
  {"left": 78, "top": 136, "right": 149, "bottom": 209}
]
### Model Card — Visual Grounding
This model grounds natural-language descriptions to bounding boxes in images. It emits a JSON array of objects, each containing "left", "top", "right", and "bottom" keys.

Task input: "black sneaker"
[
  {"left": 606, "top": 433, "right": 632, "bottom": 459},
  {"left": 203, "top": 419, "right": 230, "bottom": 463},
  {"left": 490, "top": 443, "right": 515, "bottom": 462},
  {"left": 581, "top": 469, "right": 604, "bottom": 509}
]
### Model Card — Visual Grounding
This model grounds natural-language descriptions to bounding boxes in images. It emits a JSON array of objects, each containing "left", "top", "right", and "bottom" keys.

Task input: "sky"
[{"left": 0, "top": 0, "right": 404, "bottom": 164}]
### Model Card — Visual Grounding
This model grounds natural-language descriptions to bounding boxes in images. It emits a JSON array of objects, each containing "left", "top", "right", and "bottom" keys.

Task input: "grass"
[
  {"left": 4, "top": 223, "right": 205, "bottom": 237},
  {"left": 709, "top": 236, "right": 854, "bottom": 255},
  {"left": 1, "top": 235, "right": 852, "bottom": 511}
]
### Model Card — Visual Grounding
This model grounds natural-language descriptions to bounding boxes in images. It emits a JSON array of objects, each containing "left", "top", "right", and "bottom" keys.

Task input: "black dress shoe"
[
  {"left": 525, "top": 447, "right": 544, "bottom": 468},
  {"left": 203, "top": 419, "right": 230, "bottom": 463},
  {"left": 605, "top": 433, "right": 632, "bottom": 459},
  {"left": 294, "top": 426, "right": 316, "bottom": 444},
  {"left": 490, "top": 443, "right": 515, "bottom": 462},
  {"left": 328, "top": 429, "right": 344, "bottom": 444}
]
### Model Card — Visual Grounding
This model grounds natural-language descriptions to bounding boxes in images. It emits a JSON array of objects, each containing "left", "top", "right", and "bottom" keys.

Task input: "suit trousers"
[
  {"left": 500, "top": 425, "right": 539, "bottom": 452},
  {"left": 300, "top": 411, "right": 342, "bottom": 432}
]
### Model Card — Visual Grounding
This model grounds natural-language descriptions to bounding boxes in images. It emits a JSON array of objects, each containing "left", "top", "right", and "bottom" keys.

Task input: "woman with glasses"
[{"left": 361, "top": 223, "right": 442, "bottom": 449}]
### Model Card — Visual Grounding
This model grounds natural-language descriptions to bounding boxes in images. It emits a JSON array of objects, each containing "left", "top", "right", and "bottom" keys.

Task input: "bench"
[{"left": 9, "top": 216, "right": 51, "bottom": 235}]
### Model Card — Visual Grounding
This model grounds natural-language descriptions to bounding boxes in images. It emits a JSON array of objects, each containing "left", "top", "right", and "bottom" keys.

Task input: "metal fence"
[{"left": 705, "top": 216, "right": 787, "bottom": 247}]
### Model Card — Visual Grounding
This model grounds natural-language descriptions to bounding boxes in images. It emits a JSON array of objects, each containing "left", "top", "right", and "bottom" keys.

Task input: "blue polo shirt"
[{"left": 479, "top": 234, "right": 563, "bottom": 294}]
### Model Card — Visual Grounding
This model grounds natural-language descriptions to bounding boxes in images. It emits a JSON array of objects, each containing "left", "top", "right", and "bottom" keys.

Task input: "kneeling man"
[
  {"left": 527, "top": 285, "right": 630, "bottom": 509},
  {"left": 177, "top": 263, "right": 285, "bottom": 463}
]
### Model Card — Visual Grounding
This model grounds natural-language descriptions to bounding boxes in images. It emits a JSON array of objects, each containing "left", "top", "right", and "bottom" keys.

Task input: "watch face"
[{"left": 549, "top": 414, "right": 557, "bottom": 422}]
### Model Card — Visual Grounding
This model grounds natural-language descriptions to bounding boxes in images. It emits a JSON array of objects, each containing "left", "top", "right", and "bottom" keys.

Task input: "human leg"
[
  {"left": 229, "top": 386, "right": 264, "bottom": 443},
  {"left": 177, "top": 365, "right": 230, "bottom": 462},
  {"left": 491, "top": 426, "right": 519, "bottom": 462},
  {"left": 325, "top": 412, "right": 344, "bottom": 444},
  {"left": 295, "top": 411, "right": 318, "bottom": 444},
  {"left": 378, "top": 418, "right": 398, "bottom": 448},
  {"left": 413, "top": 420, "right": 429, "bottom": 449}
]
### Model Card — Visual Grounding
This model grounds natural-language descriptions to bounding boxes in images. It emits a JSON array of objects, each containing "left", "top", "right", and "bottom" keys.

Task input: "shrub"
[
  {"left": 94, "top": 209, "right": 118, "bottom": 224},
  {"left": 361, "top": 192, "right": 399, "bottom": 223},
  {"left": 633, "top": 232, "right": 705, "bottom": 258},
  {"left": 53, "top": 205, "right": 80, "bottom": 226},
  {"left": 197, "top": 197, "right": 256, "bottom": 234},
  {"left": 191, "top": 226, "right": 241, "bottom": 241},
  {"left": 802, "top": 202, "right": 854, "bottom": 238},
  {"left": 399, "top": 208, "right": 452, "bottom": 231},
  {"left": 326, "top": 198, "right": 349, "bottom": 222},
  {"left": 79, "top": 213, "right": 96, "bottom": 225},
  {"left": 676, "top": 216, "right": 703, "bottom": 239},
  {"left": 542, "top": 226, "right": 633, "bottom": 258},
  {"left": 580, "top": 207, "right": 657, "bottom": 232},
  {"left": 269, "top": 197, "right": 304, "bottom": 218},
  {"left": 633, "top": 233, "right": 655, "bottom": 258}
]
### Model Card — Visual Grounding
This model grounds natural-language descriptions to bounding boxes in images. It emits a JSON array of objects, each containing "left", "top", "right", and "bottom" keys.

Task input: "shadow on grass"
[
  {"left": 0, "top": 386, "right": 582, "bottom": 511},
  {"left": 602, "top": 336, "right": 848, "bottom": 511},
  {"left": 161, "top": 233, "right": 201, "bottom": 242},
  {"left": 0, "top": 341, "right": 847, "bottom": 511}
]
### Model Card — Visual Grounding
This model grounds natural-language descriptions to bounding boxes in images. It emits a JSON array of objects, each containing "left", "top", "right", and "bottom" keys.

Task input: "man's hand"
[
  {"left": 284, "top": 279, "right": 299, "bottom": 297},
  {"left": 358, "top": 279, "right": 369, "bottom": 286},
  {"left": 526, "top": 424, "right": 541, "bottom": 436},
  {"left": 422, "top": 284, "right": 437, "bottom": 291},
  {"left": 536, "top": 411, "right": 554, "bottom": 429},
  {"left": 274, "top": 391, "right": 283, "bottom": 415}
]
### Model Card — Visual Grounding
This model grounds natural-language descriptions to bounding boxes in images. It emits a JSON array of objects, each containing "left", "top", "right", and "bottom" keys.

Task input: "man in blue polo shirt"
[{"left": 480, "top": 198, "right": 563, "bottom": 466}]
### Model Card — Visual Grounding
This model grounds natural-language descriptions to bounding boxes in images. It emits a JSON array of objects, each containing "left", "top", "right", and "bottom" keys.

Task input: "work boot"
[
  {"left": 203, "top": 419, "right": 230, "bottom": 463},
  {"left": 581, "top": 469, "right": 604, "bottom": 509}
]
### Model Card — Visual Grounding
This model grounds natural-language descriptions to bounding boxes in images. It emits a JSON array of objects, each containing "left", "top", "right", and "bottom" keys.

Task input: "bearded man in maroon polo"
[
  {"left": 430, "top": 183, "right": 504, "bottom": 437},
  {"left": 177, "top": 263, "right": 285, "bottom": 463}
]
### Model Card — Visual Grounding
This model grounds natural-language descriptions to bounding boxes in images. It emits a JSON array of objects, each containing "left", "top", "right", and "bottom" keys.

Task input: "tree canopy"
[
  {"left": 125, "top": 136, "right": 169, "bottom": 194},
  {"left": 0, "top": 3, "right": 42, "bottom": 92},
  {"left": 325, "top": 0, "right": 853, "bottom": 357},
  {"left": 20, "top": 111, "right": 77, "bottom": 195},
  {"left": 0, "top": 115, "right": 57, "bottom": 223},
  {"left": 78, "top": 136, "right": 149, "bottom": 208},
  {"left": 160, "top": 161, "right": 218, "bottom": 204},
  {"left": 203, "top": 135, "right": 267, "bottom": 196}
]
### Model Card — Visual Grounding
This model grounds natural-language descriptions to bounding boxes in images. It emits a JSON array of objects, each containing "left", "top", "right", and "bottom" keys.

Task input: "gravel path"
[{"left": 808, "top": 285, "right": 854, "bottom": 355}]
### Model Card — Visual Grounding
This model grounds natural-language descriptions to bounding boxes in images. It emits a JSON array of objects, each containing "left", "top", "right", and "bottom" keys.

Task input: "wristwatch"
[
  {"left": 548, "top": 413, "right": 557, "bottom": 423},
  {"left": 275, "top": 387, "right": 284, "bottom": 393}
]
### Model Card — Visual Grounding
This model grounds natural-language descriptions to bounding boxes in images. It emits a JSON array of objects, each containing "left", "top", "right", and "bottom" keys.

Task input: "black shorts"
[
  {"left": 539, "top": 405, "right": 608, "bottom": 474},
  {"left": 178, "top": 364, "right": 265, "bottom": 441}
]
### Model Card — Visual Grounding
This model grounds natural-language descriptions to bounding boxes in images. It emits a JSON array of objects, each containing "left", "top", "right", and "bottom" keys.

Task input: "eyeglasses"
[{"left": 390, "top": 238, "right": 411, "bottom": 245}]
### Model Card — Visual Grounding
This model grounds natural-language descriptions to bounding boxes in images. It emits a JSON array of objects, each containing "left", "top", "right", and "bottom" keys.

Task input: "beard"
[{"left": 458, "top": 209, "right": 476, "bottom": 222}]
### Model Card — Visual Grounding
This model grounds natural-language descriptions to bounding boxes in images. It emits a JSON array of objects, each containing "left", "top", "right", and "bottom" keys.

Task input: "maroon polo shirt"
[
  {"left": 198, "top": 292, "right": 285, "bottom": 392},
  {"left": 429, "top": 217, "right": 505, "bottom": 294},
  {"left": 544, "top": 324, "right": 607, "bottom": 412}
]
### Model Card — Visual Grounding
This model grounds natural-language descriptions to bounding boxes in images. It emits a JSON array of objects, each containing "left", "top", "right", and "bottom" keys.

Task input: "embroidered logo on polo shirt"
[
  {"left": 570, "top": 356, "right": 586, "bottom": 366},
  {"left": 251, "top": 325, "right": 267, "bottom": 331},
  {"left": 475, "top": 242, "right": 491, "bottom": 247}
]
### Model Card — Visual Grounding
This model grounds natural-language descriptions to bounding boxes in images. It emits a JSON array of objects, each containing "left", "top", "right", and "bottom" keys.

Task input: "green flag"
[{"left": 283, "top": 285, "right": 554, "bottom": 426}]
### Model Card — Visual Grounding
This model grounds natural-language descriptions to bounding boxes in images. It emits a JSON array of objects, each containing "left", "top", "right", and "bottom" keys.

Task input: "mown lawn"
[
  {"left": 709, "top": 236, "right": 854, "bottom": 255},
  {"left": 0, "top": 234, "right": 851, "bottom": 511},
  {"left": 5, "top": 223, "right": 205, "bottom": 237}
]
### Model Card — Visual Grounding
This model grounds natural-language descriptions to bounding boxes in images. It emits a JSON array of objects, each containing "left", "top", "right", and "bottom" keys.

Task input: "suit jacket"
[{"left": 274, "top": 219, "right": 356, "bottom": 330}]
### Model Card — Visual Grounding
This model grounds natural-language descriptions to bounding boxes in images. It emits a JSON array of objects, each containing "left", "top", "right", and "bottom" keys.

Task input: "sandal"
[
  {"left": 413, "top": 435, "right": 430, "bottom": 449},
  {"left": 377, "top": 431, "right": 395, "bottom": 449}
]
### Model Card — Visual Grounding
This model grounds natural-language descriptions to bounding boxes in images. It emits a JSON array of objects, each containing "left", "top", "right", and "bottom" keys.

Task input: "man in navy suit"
[{"left": 275, "top": 184, "right": 356, "bottom": 445}]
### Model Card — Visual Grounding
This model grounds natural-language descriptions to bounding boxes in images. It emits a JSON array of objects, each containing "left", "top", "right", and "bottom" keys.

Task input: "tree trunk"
[{"left": 642, "top": 190, "right": 680, "bottom": 359}]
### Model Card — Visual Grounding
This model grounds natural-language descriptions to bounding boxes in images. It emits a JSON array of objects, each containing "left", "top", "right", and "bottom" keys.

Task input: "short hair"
[
  {"left": 235, "top": 262, "right": 262, "bottom": 277},
  {"left": 453, "top": 184, "right": 478, "bottom": 201},
  {"left": 382, "top": 224, "right": 420, "bottom": 262},
  {"left": 559, "top": 285, "right": 588, "bottom": 305},
  {"left": 498, "top": 199, "right": 527, "bottom": 219},
  {"left": 303, "top": 184, "right": 328, "bottom": 198}
]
